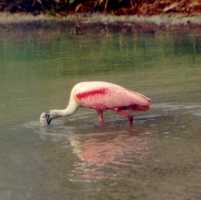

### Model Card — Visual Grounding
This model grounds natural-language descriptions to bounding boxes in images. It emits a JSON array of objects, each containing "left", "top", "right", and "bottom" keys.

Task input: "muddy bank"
[{"left": 1, "top": 13, "right": 201, "bottom": 34}]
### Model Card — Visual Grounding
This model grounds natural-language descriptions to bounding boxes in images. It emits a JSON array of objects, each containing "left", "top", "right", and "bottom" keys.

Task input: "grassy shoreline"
[{"left": 1, "top": 13, "right": 201, "bottom": 33}]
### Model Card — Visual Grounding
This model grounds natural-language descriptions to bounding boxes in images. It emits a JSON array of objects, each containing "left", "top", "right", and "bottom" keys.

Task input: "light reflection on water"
[
  {"left": 69, "top": 131, "right": 149, "bottom": 181},
  {"left": 24, "top": 114, "right": 152, "bottom": 182}
]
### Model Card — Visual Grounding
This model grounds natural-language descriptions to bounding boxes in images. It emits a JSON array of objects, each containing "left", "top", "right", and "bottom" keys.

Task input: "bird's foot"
[
  {"left": 128, "top": 116, "right": 134, "bottom": 126},
  {"left": 97, "top": 110, "right": 104, "bottom": 127}
]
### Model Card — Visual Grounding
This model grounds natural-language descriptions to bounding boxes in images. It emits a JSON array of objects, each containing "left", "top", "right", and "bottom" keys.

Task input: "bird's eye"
[{"left": 45, "top": 113, "right": 50, "bottom": 118}]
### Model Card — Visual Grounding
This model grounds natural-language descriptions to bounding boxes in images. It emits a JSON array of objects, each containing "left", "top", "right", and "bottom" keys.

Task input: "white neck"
[{"left": 50, "top": 93, "right": 79, "bottom": 119}]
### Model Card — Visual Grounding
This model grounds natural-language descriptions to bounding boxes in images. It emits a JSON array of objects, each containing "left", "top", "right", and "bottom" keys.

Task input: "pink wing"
[{"left": 74, "top": 84, "right": 150, "bottom": 111}]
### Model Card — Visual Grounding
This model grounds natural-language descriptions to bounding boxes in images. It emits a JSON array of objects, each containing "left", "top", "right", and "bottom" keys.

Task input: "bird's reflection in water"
[{"left": 69, "top": 128, "right": 150, "bottom": 181}]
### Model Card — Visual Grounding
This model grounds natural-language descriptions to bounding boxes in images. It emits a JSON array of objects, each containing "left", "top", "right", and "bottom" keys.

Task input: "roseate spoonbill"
[{"left": 40, "top": 81, "right": 151, "bottom": 126}]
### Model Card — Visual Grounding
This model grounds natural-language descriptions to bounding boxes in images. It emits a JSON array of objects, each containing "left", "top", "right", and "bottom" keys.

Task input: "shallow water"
[{"left": 0, "top": 28, "right": 201, "bottom": 200}]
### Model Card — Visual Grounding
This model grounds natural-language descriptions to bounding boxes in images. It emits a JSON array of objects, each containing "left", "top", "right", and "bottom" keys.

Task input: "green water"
[{"left": 0, "top": 28, "right": 201, "bottom": 200}]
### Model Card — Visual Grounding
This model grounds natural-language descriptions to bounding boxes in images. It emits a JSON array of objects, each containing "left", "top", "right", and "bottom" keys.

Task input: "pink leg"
[
  {"left": 114, "top": 109, "right": 134, "bottom": 126},
  {"left": 97, "top": 110, "right": 104, "bottom": 126}
]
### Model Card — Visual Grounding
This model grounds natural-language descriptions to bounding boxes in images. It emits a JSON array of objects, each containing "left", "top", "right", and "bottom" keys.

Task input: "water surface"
[{"left": 0, "top": 28, "right": 201, "bottom": 200}]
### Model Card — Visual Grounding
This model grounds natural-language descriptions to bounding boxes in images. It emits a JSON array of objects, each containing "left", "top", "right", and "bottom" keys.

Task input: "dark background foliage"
[{"left": 0, "top": 0, "right": 201, "bottom": 15}]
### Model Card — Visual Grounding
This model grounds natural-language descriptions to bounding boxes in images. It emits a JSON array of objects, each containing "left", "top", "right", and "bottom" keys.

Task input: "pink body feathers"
[
  {"left": 40, "top": 81, "right": 151, "bottom": 126},
  {"left": 73, "top": 81, "right": 150, "bottom": 112}
]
